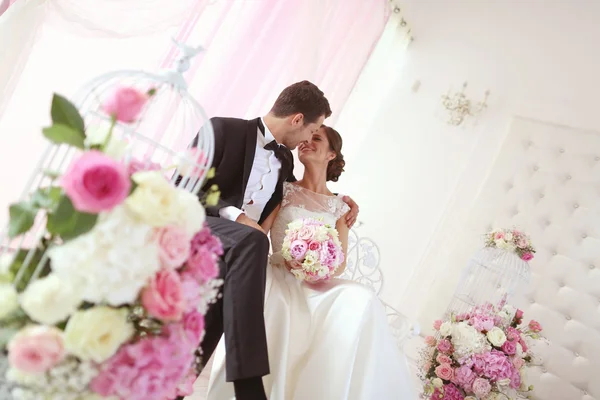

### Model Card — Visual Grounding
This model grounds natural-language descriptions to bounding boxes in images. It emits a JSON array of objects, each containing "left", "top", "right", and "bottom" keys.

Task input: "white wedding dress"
[{"left": 206, "top": 182, "right": 416, "bottom": 399}]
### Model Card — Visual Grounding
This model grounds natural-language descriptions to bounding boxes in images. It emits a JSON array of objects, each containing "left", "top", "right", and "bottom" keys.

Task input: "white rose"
[
  {"left": 502, "top": 304, "right": 516, "bottom": 315},
  {"left": 439, "top": 321, "right": 453, "bottom": 337},
  {"left": 0, "top": 283, "right": 19, "bottom": 319},
  {"left": 304, "top": 250, "right": 318, "bottom": 267},
  {"left": 126, "top": 171, "right": 181, "bottom": 227},
  {"left": 49, "top": 206, "right": 160, "bottom": 306},
  {"left": 84, "top": 126, "right": 128, "bottom": 160},
  {"left": 487, "top": 326, "right": 507, "bottom": 347},
  {"left": 464, "top": 397, "right": 477, "bottom": 400},
  {"left": 314, "top": 226, "right": 329, "bottom": 241},
  {"left": 20, "top": 274, "right": 82, "bottom": 325},
  {"left": 64, "top": 306, "right": 133, "bottom": 363},
  {"left": 288, "top": 220, "right": 303, "bottom": 231},
  {"left": 175, "top": 190, "right": 206, "bottom": 235},
  {"left": 432, "top": 378, "right": 443, "bottom": 388},
  {"left": 504, "top": 232, "right": 513, "bottom": 242}
]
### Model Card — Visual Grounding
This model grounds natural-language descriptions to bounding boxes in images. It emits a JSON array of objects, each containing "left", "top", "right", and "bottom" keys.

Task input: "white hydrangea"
[
  {"left": 451, "top": 321, "right": 491, "bottom": 360},
  {"left": 49, "top": 205, "right": 160, "bottom": 306}
]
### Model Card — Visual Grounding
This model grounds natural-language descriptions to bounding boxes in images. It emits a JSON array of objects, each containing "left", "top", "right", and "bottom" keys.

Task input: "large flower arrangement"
[
  {"left": 0, "top": 88, "right": 222, "bottom": 400},
  {"left": 419, "top": 301, "right": 544, "bottom": 400},
  {"left": 484, "top": 228, "right": 535, "bottom": 262}
]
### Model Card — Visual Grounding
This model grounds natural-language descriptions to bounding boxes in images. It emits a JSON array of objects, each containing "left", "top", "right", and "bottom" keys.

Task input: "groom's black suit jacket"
[{"left": 192, "top": 117, "right": 296, "bottom": 225}]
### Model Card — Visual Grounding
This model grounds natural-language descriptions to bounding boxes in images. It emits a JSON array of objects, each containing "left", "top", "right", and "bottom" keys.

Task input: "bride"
[{"left": 206, "top": 126, "right": 416, "bottom": 399}]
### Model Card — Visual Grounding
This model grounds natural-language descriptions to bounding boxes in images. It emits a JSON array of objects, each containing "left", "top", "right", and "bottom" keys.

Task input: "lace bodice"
[{"left": 270, "top": 182, "right": 350, "bottom": 254}]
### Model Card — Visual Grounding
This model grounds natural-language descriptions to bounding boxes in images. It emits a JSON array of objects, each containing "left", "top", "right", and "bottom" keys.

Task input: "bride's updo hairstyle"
[{"left": 322, "top": 125, "right": 345, "bottom": 182}]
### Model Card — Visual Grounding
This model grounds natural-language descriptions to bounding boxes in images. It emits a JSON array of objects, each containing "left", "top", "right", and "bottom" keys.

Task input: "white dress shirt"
[{"left": 219, "top": 118, "right": 282, "bottom": 222}]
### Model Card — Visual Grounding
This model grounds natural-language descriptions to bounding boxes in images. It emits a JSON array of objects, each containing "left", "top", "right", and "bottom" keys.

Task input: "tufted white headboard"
[{"left": 439, "top": 117, "right": 600, "bottom": 400}]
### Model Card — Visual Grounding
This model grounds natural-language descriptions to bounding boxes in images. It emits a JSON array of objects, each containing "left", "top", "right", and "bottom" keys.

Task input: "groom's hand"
[
  {"left": 342, "top": 195, "right": 359, "bottom": 228},
  {"left": 235, "top": 213, "right": 266, "bottom": 234}
]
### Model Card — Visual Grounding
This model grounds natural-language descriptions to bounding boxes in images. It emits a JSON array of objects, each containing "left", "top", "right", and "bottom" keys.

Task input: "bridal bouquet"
[
  {"left": 419, "top": 301, "right": 544, "bottom": 400},
  {"left": 281, "top": 217, "right": 344, "bottom": 282},
  {"left": 484, "top": 228, "right": 536, "bottom": 261},
  {"left": 0, "top": 88, "right": 222, "bottom": 400}
]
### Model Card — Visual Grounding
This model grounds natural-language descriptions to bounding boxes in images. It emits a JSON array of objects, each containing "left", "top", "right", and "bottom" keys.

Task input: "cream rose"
[
  {"left": 486, "top": 326, "right": 507, "bottom": 347},
  {"left": 304, "top": 251, "right": 318, "bottom": 267},
  {"left": 432, "top": 378, "right": 443, "bottom": 388},
  {"left": 439, "top": 321, "right": 453, "bottom": 337},
  {"left": 175, "top": 190, "right": 206, "bottom": 235},
  {"left": 20, "top": 274, "right": 82, "bottom": 325},
  {"left": 126, "top": 171, "right": 180, "bottom": 227},
  {"left": 0, "top": 283, "right": 19, "bottom": 319},
  {"left": 64, "top": 306, "right": 134, "bottom": 363},
  {"left": 84, "top": 125, "right": 128, "bottom": 160}
]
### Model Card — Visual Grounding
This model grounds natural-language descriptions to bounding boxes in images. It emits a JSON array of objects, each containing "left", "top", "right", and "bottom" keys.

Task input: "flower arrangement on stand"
[
  {"left": 0, "top": 88, "right": 222, "bottom": 400},
  {"left": 484, "top": 228, "right": 535, "bottom": 262},
  {"left": 419, "top": 301, "right": 544, "bottom": 400}
]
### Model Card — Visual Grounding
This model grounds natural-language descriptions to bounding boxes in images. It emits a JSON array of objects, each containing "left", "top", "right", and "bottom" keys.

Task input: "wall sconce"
[{"left": 441, "top": 83, "right": 489, "bottom": 126}]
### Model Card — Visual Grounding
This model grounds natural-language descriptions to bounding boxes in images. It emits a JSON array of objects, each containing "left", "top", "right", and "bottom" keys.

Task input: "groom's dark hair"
[{"left": 270, "top": 81, "right": 332, "bottom": 124}]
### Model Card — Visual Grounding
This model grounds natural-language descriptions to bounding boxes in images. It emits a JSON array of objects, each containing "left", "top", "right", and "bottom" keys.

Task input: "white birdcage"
[
  {"left": 443, "top": 246, "right": 531, "bottom": 319},
  {"left": 0, "top": 40, "right": 213, "bottom": 291}
]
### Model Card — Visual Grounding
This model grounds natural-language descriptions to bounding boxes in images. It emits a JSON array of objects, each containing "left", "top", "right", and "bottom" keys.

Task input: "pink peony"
[
  {"left": 436, "top": 354, "right": 452, "bottom": 365},
  {"left": 454, "top": 366, "right": 476, "bottom": 392},
  {"left": 90, "top": 330, "right": 193, "bottom": 400},
  {"left": 438, "top": 339, "right": 453, "bottom": 354},
  {"left": 471, "top": 377, "right": 491, "bottom": 398},
  {"left": 185, "top": 225, "right": 222, "bottom": 283},
  {"left": 470, "top": 314, "right": 495, "bottom": 332},
  {"left": 297, "top": 225, "right": 315, "bottom": 241},
  {"left": 290, "top": 240, "right": 308, "bottom": 260},
  {"left": 433, "top": 320, "right": 443, "bottom": 330},
  {"left": 102, "top": 86, "right": 148, "bottom": 123},
  {"left": 61, "top": 150, "right": 130, "bottom": 213},
  {"left": 7, "top": 326, "right": 65, "bottom": 374},
  {"left": 528, "top": 320, "right": 542, "bottom": 332},
  {"left": 141, "top": 269, "right": 186, "bottom": 322},
  {"left": 435, "top": 363, "right": 454, "bottom": 381},
  {"left": 425, "top": 336, "right": 437, "bottom": 346},
  {"left": 521, "top": 252, "right": 534, "bottom": 261},
  {"left": 442, "top": 383, "right": 464, "bottom": 400},
  {"left": 182, "top": 310, "right": 205, "bottom": 348},
  {"left": 501, "top": 339, "right": 517, "bottom": 355},
  {"left": 319, "top": 239, "right": 341, "bottom": 267},
  {"left": 154, "top": 225, "right": 191, "bottom": 269},
  {"left": 308, "top": 240, "right": 322, "bottom": 252}
]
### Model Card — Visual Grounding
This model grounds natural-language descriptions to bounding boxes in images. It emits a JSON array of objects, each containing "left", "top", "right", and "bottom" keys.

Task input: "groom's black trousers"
[{"left": 197, "top": 216, "right": 271, "bottom": 382}]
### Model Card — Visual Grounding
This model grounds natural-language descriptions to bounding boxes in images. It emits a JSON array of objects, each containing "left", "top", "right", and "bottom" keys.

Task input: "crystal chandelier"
[{"left": 441, "top": 82, "right": 489, "bottom": 126}]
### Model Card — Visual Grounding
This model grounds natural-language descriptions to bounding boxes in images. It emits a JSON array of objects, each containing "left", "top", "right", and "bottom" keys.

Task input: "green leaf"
[
  {"left": 43, "top": 169, "right": 61, "bottom": 180},
  {"left": 47, "top": 195, "right": 98, "bottom": 241},
  {"left": 50, "top": 93, "right": 85, "bottom": 134},
  {"left": 9, "top": 247, "right": 50, "bottom": 292},
  {"left": 8, "top": 202, "right": 36, "bottom": 238},
  {"left": 129, "top": 178, "right": 138, "bottom": 195},
  {"left": 31, "top": 187, "right": 62, "bottom": 210},
  {"left": 42, "top": 124, "right": 85, "bottom": 149}
]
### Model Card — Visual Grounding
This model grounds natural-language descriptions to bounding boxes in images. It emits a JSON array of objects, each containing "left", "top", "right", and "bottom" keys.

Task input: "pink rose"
[
  {"left": 102, "top": 86, "right": 148, "bottom": 123},
  {"left": 290, "top": 240, "right": 308, "bottom": 260},
  {"left": 528, "top": 320, "right": 542, "bottom": 332},
  {"left": 425, "top": 336, "right": 437, "bottom": 346},
  {"left": 141, "top": 269, "right": 186, "bottom": 322},
  {"left": 515, "top": 309, "right": 524, "bottom": 319},
  {"left": 154, "top": 225, "right": 191, "bottom": 269},
  {"left": 433, "top": 319, "right": 443, "bottom": 330},
  {"left": 185, "top": 227, "right": 222, "bottom": 284},
  {"left": 435, "top": 363, "right": 454, "bottom": 380},
  {"left": 472, "top": 377, "right": 491, "bottom": 398},
  {"left": 308, "top": 240, "right": 322, "bottom": 251},
  {"left": 297, "top": 225, "right": 315, "bottom": 241},
  {"left": 437, "top": 339, "right": 453, "bottom": 354},
  {"left": 8, "top": 326, "right": 65, "bottom": 374},
  {"left": 182, "top": 310, "right": 205, "bottom": 348},
  {"left": 494, "top": 231, "right": 505, "bottom": 240},
  {"left": 501, "top": 339, "right": 517, "bottom": 355},
  {"left": 521, "top": 252, "right": 534, "bottom": 261},
  {"left": 436, "top": 354, "right": 452, "bottom": 365},
  {"left": 127, "top": 158, "right": 162, "bottom": 176},
  {"left": 506, "top": 327, "right": 521, "bottom": 341},
  {"left": 512, "top": 356, "right": 525, "bottom": 370},
  {"left": 61, "top": 151, "right": 130, "bottom": 213},
  {"left": 517, "top": 237, "right": 528, "bottom": 249}
]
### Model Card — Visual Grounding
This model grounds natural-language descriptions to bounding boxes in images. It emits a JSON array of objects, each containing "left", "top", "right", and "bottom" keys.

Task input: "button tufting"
[
  {"left": 582, "top": 234, "right": 587, "bottom": 238},
  {"left": 590, "top": 265, "right": 595, "bottom": 270},
  {"left": 566, "top": 315, "right": 571, "bottom": 320},
  {"left": 533, "top": 165, "right": 539, "bottom": 171},
  {"left": 553, "top": 251, "right": 558, "bottom": 256},
  {"left": 575, "top": 352, "right": 580, "bottom": 357},
  {"left": 559, "top": 148, "right": 565, "bottom": 153},
  {"left": 542, "top": 367, "right": 547, "bottom": 373},
  {"left": 539, "top": 193, "right": 545, "bottom": 198},
  {"left": 596, "top": 156, "right": 600, "bottom": 161},
  {"left": 574, "top": 204, "right": 580, "bottom": 209},
  {"left": 566, "top": 175, "right": 572, "bottom": 180}
]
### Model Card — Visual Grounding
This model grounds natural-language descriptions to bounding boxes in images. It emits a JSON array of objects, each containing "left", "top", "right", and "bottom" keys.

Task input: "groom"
[{"left": 178, "top": 81, "right": 359, "bottom": 400}]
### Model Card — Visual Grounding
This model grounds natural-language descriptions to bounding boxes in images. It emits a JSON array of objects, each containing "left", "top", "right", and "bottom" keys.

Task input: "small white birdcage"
[
  {"left": 444, "top": 246, "right": 531, "bottom": 319},
  {"left": 0, "top": 39, "right": 213, "bottom": 293}
]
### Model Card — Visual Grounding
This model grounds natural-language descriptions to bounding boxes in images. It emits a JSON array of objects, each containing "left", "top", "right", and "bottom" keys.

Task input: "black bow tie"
[{"left": 258, "top": 119, "right": 285, "bottom": 158}]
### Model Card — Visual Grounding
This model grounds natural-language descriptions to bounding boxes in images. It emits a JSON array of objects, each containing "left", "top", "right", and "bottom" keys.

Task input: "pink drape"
[
  {"left": 161, "top": 0, "right": 390, "bottom": 125},
  {"left": 0, "top": 0, "right": 17, "bottom": 17}
]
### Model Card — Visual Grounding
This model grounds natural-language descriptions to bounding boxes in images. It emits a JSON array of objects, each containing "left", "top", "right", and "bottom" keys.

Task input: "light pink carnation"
[
  {"left": 154, "top": 225, "right": 191, "bottom": 269},
  {"left": 102, "top": 86, "right": 148, "bottom": 123},
  {"left": 61, "top": 150, "right": 130, "bottom": 213},
  {"left": 141, "top": 269, "right": 186, "bottom": 322},
  {"left": 8, "top": 326, "right": 65, "bottom": 374}
]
